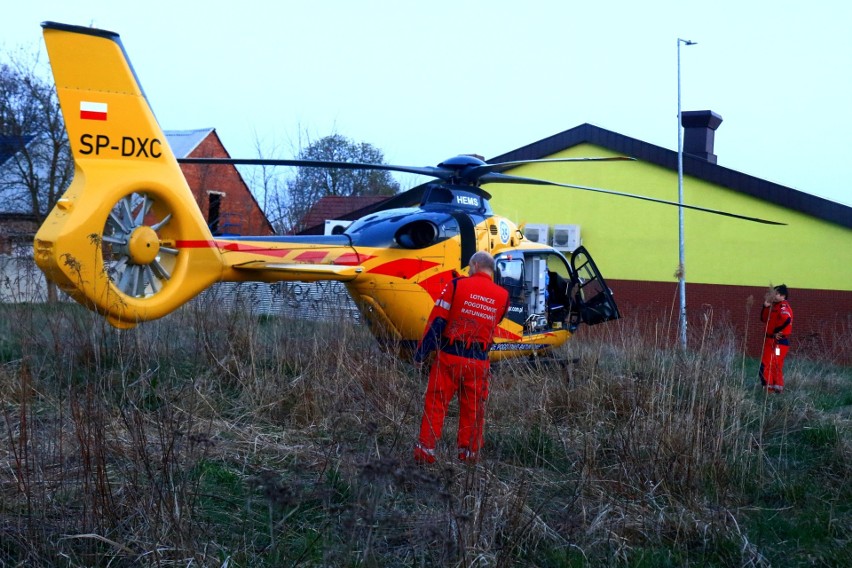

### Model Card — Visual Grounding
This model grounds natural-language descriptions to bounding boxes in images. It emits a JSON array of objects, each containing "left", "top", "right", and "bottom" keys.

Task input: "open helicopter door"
[
  {"left": 495, "top": 251, "right": 575, "bottom": 334},
  {"left": 569, "top": 246, "right": 621, "bottom": 326}
]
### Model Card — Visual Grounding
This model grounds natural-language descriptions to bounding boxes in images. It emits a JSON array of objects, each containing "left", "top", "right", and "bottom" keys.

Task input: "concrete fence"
[
  {"left": 0, "top": 254, "right": 48, "bottom": 302},
  {"left": 0, "top": 255, "right": 361, "bottom": 324}
]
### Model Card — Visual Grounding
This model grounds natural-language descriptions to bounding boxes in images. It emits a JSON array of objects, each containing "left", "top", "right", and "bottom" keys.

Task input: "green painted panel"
[{"left": 489, "top": 143, "right": 852, "bottom": 291}]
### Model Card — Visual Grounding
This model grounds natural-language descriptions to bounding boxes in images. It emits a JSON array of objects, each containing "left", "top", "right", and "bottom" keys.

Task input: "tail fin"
[{"left": 35, "top": 22, "right": 222, "bottom": 328}]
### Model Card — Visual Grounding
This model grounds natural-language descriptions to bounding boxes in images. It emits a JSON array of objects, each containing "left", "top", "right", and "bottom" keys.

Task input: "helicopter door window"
[
  {"left": 495, "top": 257, "right": 526, "bottom": 326},
  {"left": 570, "top": 246, "right": 621, "bottom": 326},
  {"left": 544, "top": 253, "right": 573, "bottom": 329}
]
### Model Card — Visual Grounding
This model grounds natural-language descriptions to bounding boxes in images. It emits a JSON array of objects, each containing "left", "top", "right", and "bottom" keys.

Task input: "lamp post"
[{"left": 677, "top": 37, "right": 696, "bottom": 350}]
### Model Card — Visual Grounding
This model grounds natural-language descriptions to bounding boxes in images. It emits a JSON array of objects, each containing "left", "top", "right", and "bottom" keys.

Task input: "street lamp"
[{"left": 677, "top": 37, "right": 696, "bottom": 350}]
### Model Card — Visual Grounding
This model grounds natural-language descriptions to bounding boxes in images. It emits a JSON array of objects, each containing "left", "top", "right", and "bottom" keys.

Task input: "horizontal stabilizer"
[{"left": 233, "top": 261, "right": 363, "bottom": 282}]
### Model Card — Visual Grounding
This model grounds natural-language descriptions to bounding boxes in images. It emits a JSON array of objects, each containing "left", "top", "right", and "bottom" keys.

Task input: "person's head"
[
  {"left": 774, "top": 284, "right": 789, "bottom": 300},
  {"left": 469, "top": 251, "right": 496, "bottom": 276}
]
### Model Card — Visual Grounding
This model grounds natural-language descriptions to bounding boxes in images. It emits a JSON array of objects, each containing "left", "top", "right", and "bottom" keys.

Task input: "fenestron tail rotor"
[
  {"left": 38, "top": 22, "right": 225, "bottom": 328},
  {"left": 102, "top": 192, "right": 178, "bottom": 298}
]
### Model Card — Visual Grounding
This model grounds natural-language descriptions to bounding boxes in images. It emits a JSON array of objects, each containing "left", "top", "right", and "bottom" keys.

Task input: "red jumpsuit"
[
  {"left": 759, "top": 300, "right": 793, "bottom": 392},
  {"left": 413, "top": 271, "right": 509, "bottom": 463}
]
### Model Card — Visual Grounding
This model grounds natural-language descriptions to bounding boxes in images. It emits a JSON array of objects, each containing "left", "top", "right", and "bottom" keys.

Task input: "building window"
[{"left": 208, "top": 191, "right": 224, "bottom": 235}]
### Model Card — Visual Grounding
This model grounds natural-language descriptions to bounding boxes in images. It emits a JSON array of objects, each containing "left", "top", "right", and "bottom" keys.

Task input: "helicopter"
[{"left": 34, "top": 22, "right": 782, "bottom": 362}]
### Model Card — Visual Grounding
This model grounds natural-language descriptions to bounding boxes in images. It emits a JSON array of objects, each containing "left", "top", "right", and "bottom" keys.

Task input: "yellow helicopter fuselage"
[{"left": 35, "top": 22, "right": 620, "bottom": 362}]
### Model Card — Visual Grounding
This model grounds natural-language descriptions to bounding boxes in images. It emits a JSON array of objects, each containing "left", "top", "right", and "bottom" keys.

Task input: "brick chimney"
[{"left": 681, "top": 110, "right": 723, "bottom": 164}]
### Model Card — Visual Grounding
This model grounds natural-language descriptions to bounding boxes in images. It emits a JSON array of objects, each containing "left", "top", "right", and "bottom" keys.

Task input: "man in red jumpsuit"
[
  {"left": 413, "top": 251, "right": 510, "bottom": 464},
  {"left": 759, "top": 284, "right": 793, "bottom": 393}
]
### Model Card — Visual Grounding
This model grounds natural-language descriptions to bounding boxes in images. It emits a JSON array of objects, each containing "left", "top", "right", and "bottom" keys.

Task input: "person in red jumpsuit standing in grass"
[
  {"left": 413, "top": 251, "right": 510, "bottom": 464},
  {"left": 759, "top": 284, "right": 793, "bottom": 393}
]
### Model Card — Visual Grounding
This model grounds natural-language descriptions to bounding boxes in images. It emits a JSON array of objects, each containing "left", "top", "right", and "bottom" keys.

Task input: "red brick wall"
[
  {"left": 0, "top": 216, "right": 38, "bottom": 254},
  {"left": 178, "top": 132, "right": 274, "bottom": 236},
  {"left": 606, "top": 279, "right": 852, "bottom": 364}
]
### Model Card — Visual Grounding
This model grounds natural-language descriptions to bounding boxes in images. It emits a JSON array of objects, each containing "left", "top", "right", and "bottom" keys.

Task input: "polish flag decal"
[{"left": 80, "top": 101, "right": 108, "bottom": 121}]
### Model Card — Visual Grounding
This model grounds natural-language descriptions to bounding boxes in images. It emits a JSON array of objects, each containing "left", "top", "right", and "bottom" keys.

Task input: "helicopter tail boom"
[{"left": 35, "top": 22, "right": 224, "bottom": 328}]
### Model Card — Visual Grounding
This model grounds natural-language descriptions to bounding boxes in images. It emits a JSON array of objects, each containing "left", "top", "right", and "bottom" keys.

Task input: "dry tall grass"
[{"left": 1, "top": 295, "right": 850, "bottom": 567}]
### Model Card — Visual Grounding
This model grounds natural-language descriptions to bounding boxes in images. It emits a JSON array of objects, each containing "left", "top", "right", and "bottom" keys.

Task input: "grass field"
[{"left": 1, "top": 299, "right": 850, "bottom": 567}]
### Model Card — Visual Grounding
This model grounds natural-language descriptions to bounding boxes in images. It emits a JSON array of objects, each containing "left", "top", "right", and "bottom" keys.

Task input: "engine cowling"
[{"left": 395, "top": 220, "right": 439, "bottom": 249}]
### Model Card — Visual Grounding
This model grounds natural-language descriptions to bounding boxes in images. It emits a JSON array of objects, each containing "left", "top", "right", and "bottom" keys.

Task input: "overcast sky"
[{"left": 3, "top": 1, "right": 851, "bottom": 207}]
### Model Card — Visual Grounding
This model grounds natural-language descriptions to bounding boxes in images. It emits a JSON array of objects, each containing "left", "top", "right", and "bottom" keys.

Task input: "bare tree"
[
  {"left": 0, "top": 51, "right": 73, "bottom": 301},
  {"left": 0, "top": 52, "right": 73, "bottom": 229},
  {"left": 245, "top": 132, "right": 294, "bottom": 234},
  {"left": 286, "top": 134, "right": 400, "bottom": 233}
]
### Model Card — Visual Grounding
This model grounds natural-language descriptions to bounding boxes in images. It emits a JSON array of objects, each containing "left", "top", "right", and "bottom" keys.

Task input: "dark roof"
[
  {"left": 298, "top": 195, "right": 391, "bottom": 234},
  {"left": 488, "top": 123, "right": 852, "bottom": 229},
  {"left": 164, "top": 128, "right": 215, "bottom": 158},
  {"left": 0, "top": 135, "right": 35, "bottom": 167}
]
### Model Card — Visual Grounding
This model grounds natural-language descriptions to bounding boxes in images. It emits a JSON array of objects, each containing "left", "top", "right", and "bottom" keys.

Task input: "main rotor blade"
[
  {"left": 178, "top": 157, "right": 450, "bottom": 180},
  {"left": 479, "top": 172, "right": 786, "bottom": 225},
  {"left": 474, "top": 156, "right": 635, "bottom": 176}
]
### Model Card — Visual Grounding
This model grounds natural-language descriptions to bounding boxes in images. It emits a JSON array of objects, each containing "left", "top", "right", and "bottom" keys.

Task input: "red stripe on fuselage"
[
  {"left": 216, "top": 242, "right": 290, "bottom": 257},
  {"left": 367, "top": 258, "right": 440, "bottom": 279},
  {"left": 175, "top": 240, "right": 218, "bottom": 248},
  {"left": 294, "top": 250, "right": 328, "bottom": 263},
  {"left": 418, "top": 270, "right": 458, "bottom": 300},
  {"left": 175, "top": 240, "right": 364, "bottom": 264},
  {"left": 493, "top": 327, "right": 523, "bottom": 341},
  {"left": 335, "top": 252, "right": 374, "bottom": 266}
]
